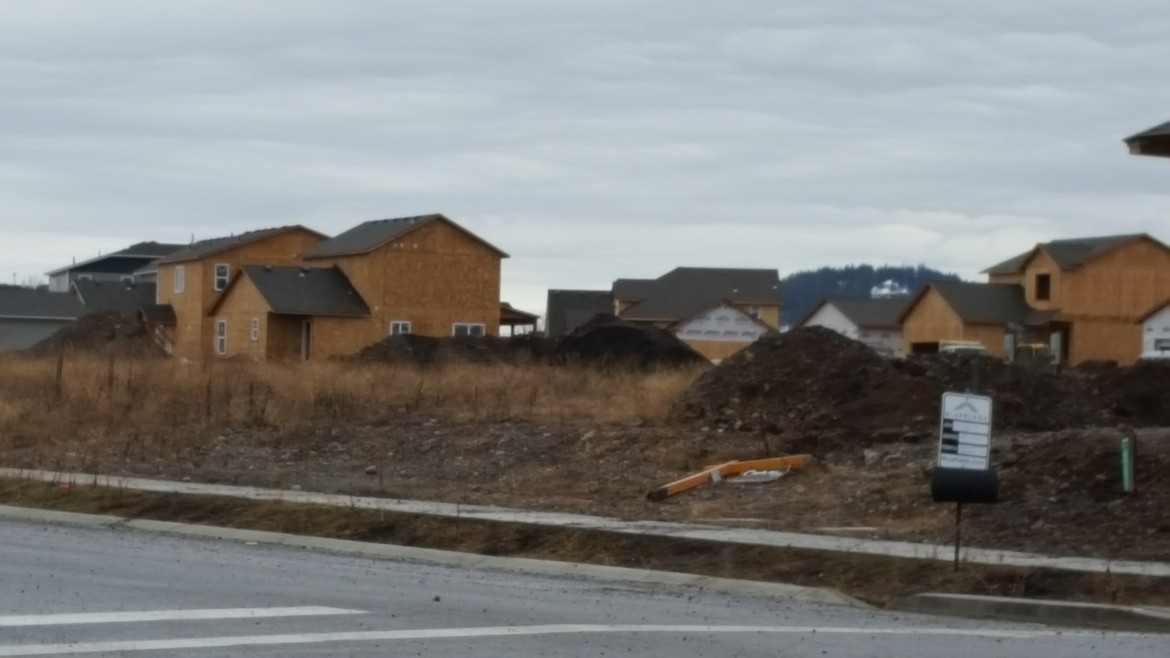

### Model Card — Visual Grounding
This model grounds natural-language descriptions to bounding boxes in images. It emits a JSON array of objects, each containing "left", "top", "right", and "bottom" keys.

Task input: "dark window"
[{"left": 1035, "top": 274, "right": 1051, "bottom": 301}]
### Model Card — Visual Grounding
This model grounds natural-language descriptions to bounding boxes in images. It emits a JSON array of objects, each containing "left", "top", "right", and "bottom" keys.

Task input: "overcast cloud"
[{"left": 4, "top": 1, "right": 1170, "bottom": 314}]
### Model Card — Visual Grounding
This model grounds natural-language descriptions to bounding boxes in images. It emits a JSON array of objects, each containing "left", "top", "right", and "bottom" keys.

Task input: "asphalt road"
[{"left": 0, "top": 519, "right": 1165, "bottom": 657}]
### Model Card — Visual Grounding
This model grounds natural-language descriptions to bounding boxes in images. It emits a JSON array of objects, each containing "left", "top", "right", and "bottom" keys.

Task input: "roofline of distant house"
[{"left": 44, "top": 251, "right": 164, "bottom": 276}]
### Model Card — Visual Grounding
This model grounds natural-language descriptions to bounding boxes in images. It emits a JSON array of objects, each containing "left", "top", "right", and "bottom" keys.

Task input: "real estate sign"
[{"left": 938, "top": 392, "right": 993, "bottom": 470}]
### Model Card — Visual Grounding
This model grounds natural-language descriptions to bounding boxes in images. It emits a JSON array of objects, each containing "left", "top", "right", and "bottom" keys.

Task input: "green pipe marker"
[{"left": 1120, "top": 438, "right": 1134, "bottom": 494}]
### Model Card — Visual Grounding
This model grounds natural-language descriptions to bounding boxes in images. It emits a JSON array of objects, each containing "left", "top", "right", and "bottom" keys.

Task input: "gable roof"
[
  {"left": 303, "top": 214, "right": 508, "bottom": 260},
  {"left": 0, "top": 286, "right": 86, "bottom": 320},
  {"left": 612, "top": 278, "right": 656, "bottom": 301},
  {"left": 798, "top": 297, "right": 907, "bottom": 330},
  {"left": 211, "top": 265, "right": 370, "bottom": 317},
  {"left": 619, "top": 267, "right": 781, "bottom": 322},
  {"left": 545, "top": 289, "right": 612, "bottom": 337},
  {"left": 672, "top": 299, "right": 777, "bottom": 334},
  {"left": 71, "top": 280, "right": 157, "bottom": 315},
  {"left": 1138, "top": 298, "right": 1170, "bottom": 323},
  {"left": 900, "top": 281, "right": 1052, "bottom": 326},
  {"left": 157, "top": 226, "right": 326, "bottom": 265},
  {"left": 1125, "top": 121, "right": 1170, "bottom": 157},
  {"left": 982, "top": 234, "right": 1154, "bottom": 274},
  {"left": 45, "top": 241, "right": 187, "bottom": 276}
]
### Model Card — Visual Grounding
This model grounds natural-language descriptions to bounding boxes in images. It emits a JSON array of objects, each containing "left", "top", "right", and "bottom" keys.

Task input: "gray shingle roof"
[
  {"left": 545, "top": 289, "right": 612, "bottom": 337},
  {"left": 117, "top": 241, "right": 186, "bottom": 257},
  {"left": 304, "top": 214, "right": 508, "bottom": 259},
  {"left": 922, "top": 282, "right": 1038, "bottom": 325},
  {"left": 0, "top": 287, "right": 86, "bottom": 320},
  {"left": 619, "top": 267, "right": 781, "bottom": 322},
  {"left": 612, "top": 279, "right": 656, "bottom": 301},
  {"left": 804, "top": 297, "right": 908, "bottom": 330},
  {"left": 238, "top": 265, "right": 369, "bottom": 316},
  {"left": 157, "top": 226, "right": 320, "bottom": 264},
  {"left": 72, "top": 280, "right": 157, "bottom": 314},
  {"left": 1126, "top": 121, "right": 1170, "bottom": 142},
  {"left": 982, "top": 234, "right": 1151, "bottom": 274}
]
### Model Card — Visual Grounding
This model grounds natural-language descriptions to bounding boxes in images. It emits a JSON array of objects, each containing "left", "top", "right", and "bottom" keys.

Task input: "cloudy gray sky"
[{"left": 4, "top": 1, "right": 1170, "bottom": 314}]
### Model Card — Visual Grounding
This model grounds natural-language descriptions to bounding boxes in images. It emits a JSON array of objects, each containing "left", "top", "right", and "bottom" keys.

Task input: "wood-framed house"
[{"left": 149, "top": 226, "right": 327, "bottom": 360}]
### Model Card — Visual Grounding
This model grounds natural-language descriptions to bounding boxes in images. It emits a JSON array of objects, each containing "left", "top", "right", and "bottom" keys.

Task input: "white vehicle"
[{"left": 938, "top": 341, "right": 990, "bottom": 356}]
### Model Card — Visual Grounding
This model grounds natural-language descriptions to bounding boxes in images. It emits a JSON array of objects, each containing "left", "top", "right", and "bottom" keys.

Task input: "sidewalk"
[{"left": 4, "top": 467, "right": 1169, "bottom": 578}]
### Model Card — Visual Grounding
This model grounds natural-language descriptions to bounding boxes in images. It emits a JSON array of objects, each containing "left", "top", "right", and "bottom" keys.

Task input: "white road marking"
[
  {"left": 0, "top": 606, "right": 364, "bottom": 627},
  {"left": 0, "top": 624, "right": 1144, "bottom": 655}
]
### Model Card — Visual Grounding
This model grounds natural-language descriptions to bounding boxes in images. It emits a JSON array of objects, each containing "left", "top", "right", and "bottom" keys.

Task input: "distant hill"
[{"left": 781, "top": 264, "right": 963, "bottom": 326}]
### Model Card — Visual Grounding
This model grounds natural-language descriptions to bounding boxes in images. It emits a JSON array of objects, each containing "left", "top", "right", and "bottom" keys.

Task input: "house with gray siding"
[{"left": 0, "top": 286, "right": 86, "bottom": 351}]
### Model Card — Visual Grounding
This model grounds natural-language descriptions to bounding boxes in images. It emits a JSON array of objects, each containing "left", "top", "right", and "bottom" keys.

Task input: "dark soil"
[
  {"left": 682, "top": 326, "right": 1170, "bottom": 446},
  {"left": 552, "top": 317, "right": 707, "bottom": 369},
  {"left": 25, "top": 312, "right": 164, "bottom": 357},
  {"left": 352, "top": 335, "right": 556, "bottom": 366}
]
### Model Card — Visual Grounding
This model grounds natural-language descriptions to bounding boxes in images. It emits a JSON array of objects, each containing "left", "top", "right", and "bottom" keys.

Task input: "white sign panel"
[{"left": 938, "top": 392, "right": 993, "bottom": 470}]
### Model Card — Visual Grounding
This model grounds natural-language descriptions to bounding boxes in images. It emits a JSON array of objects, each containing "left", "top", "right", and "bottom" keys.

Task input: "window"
[
  {"left": 214, "top": 263, "right": 229, "bottom": 291},
  {"left": 452, "top": 323, "right": 485, "bottom": 337},
  {"left": 250, "top": 318, "right": 260, "bottom": 342},
  {"left": 174, "top": 265, "right": 186, "bottom": 293},
  {"left": 747, "top": 305, "right": 761, "bottom": 319},
  {"left": 76, "top": 274, "right": 93, "bottom": 281},
  {"left": 215, "top": 320, "right": 227, "bottom": 355},
  {"left": 389, "top": 321, "right": 412, "bottom": 336},
  {"left": 120, "top": 275, "right": 133, "bottom": 283},
  {"left": 1035, "top": 274, "right": 1051, "bottom": 301}
]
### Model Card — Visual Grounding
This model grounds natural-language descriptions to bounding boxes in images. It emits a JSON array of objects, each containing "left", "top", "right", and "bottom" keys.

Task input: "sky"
[{"left": 4, "top": 1, "right": 1170, "bottom": 315}]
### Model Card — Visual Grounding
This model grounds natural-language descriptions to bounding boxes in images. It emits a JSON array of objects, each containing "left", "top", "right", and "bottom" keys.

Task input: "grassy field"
[{"left": 0, "top": 353, "right": 701, "bottom": 469}]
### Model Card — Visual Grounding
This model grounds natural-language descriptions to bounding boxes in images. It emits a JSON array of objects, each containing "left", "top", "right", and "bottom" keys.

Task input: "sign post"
[{"left": 931, "top": 391, "right": 999, "bottom": 571}]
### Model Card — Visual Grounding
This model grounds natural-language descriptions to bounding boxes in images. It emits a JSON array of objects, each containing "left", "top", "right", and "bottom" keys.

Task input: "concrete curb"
[
  {"left": 0, "top": 504, "right": 867, "bottom": 610},
  {"left": 890, "top": 593, "right": 1170, "bottom": 632},
  {"left": 5, "top": 468, "right": 1170, "bottom": 578}
]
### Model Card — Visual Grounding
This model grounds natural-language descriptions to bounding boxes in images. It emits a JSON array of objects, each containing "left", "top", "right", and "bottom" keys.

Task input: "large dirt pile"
[
  {"left": 683, "top": 327, "right": 1170, "bottom": 443},
  {"left": 353, "top": 335, "right": 556, "bottom": 366},
  {"left": 682, "top": 327, "right": 937, "bottom": 441},
  {"left": 552, "top": 318, "right": 708, "bottom": 369},
  {"left": 26, "top": 312, "right": 163, "bottom": 357}
]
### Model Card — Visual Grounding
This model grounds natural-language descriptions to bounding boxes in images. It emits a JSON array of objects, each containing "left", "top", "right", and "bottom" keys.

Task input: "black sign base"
[{"left": 931, "top": 467, "right": 999, "bottom": 504}]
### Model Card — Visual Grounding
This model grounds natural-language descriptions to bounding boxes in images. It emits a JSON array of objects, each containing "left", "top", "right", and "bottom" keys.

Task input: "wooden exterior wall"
[
  {"left": 1016, "top": 250, "right": 1063, "bottom": 311},
  {"left": 209, "top": 275, "right": 270, "bottom": 361},
  {"left": 1070, "top": 319, "right": 1143, "bottom": 365},
  {"left": 156, "top": 228, "right": 325, "bottom": 361},
  {"left": 307, "top": 219, "right": 502, "bottom": 354},
  {"left": 901, "top": 288, "right": 1006, "bottom": 357},
  {"left": 1059, "top": 238, "right": 1170, "bottom": 319},
  {"left": 682, "top": 339, "right": 751, "bottom": 362}
]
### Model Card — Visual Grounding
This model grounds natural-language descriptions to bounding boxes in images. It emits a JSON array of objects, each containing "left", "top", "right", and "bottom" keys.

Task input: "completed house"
[
  {"left": 46, "top": 241, "right": 184, "bottom": 292},
  {"left": 797, "top": 298, "right": 907, "bottom": 357},
  {"left": 1137, "top": 299, "right": 1170, "bottom": 356},
  {"left": 901, "top": 234, "right": 1170, "bottom": 364},
  {"left": 0, "top": 285, "right": 85, "bottom": 351},
  {"left": 150, "top": 226, "right": 328, "bottom": 360}
]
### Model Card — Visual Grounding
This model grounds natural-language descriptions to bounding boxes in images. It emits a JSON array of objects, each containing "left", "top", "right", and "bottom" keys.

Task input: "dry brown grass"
[{"left": 0, "top": 353, "right": 702, "bottom": 469}]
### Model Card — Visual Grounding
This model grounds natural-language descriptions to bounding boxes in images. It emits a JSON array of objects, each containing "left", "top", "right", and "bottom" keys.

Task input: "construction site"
[{"left": 3, "top": 318, "right": 1167, "bottom": 566}]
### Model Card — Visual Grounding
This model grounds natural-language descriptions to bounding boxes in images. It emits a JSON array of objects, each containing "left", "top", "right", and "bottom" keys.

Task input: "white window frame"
[
  {"left": 213, "top": 263, "right": 229, "bottom": 292},
  {"left": 389, "top": 321, "right": 412, "bottom": 336},
  {"left": 452, "top": 322, "right": 485, "bottom": 337},
  {"left": 747, "top": 305, "right": 761, "bottom": 319},
  {"left": 76, "top": 274, "right": 93, "bottom": 281},
  {"left": 215, "top": 319, "right": 227, "bottom": 355},
  {"left": 174, "top": 265, "right": 186, "bottom": 293},
  {"left": 250, "top": 318, "right": 260, "bottom": 342}
]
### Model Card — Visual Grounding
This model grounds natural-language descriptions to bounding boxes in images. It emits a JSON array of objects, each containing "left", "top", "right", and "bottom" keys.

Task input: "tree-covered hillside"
[{"left": 782, "top": 264, "right": 962, "bottom": 326}]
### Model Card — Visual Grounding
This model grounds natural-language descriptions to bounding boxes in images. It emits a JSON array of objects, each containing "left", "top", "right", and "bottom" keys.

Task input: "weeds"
[{"left": 0, "top": 353, "right": 701, "bottom": 470}]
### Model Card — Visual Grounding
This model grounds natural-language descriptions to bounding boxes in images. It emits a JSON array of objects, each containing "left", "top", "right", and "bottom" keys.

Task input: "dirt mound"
[
  {"left": 353, "top": 334, "right": 556, "bottom": 366},
  {"left": 552, "top": 318, "right": 708, "bottom": 369},
  {"left": 682, "top": 327, "right": 936, "bottom": 444},
  {"left": 682, "top": 326, "right": 1170, "bottom": 444},
  {"left": 25, "top": 311, "right": 162, "bottom": 357}
]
